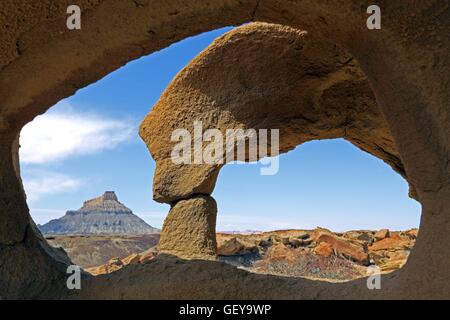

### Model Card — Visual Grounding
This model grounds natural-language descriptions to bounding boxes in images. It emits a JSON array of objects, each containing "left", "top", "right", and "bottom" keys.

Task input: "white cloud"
[
  {"left": 23, "top": 171, "right": 83, "bottom": 202},
  {"left": 20, "top": 105, "right": 135, "bottom": 164}
]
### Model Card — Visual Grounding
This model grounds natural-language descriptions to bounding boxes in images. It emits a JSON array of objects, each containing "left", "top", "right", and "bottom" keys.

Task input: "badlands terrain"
[
  {"left": 46, "top": 234, "right": 159, "bottom": 268},
  {"left": 47, "top": 227, "right": 417, "bottom": 281},
  {"left": 40, "top": 191, "right": 418, "bottom": 281}
]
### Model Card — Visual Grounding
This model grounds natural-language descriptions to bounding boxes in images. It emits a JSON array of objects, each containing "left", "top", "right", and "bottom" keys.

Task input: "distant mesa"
[{"left": 38, "top": 191, "right": 160, "bottom": 235}]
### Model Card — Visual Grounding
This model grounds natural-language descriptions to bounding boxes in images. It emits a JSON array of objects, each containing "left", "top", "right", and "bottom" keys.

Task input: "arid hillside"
[{"left": 46, "top": 234, "right": 159, "bottom": 268}]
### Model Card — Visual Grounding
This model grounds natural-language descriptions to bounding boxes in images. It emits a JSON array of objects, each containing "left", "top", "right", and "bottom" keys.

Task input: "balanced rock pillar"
[{"left": 158, "top": 195, "right": 217, "bottom": 260}]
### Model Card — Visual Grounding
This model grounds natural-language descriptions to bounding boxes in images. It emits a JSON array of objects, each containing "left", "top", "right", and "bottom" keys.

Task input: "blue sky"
[{"left": 20, "top": 27, "right": 421, "bottom": 232}]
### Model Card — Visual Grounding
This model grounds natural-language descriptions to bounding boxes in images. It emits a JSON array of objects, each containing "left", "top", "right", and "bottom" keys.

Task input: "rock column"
[{"left": 158, "top": 195, "right": 217, "bottom": 260}]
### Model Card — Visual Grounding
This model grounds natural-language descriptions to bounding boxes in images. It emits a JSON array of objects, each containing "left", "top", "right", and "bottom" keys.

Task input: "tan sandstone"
[
  {"left": 158, "top": 195, "right": 218, "bottom": 260},
  {"left": 0, "top": 0, "right": 448, "bottom": 300}
]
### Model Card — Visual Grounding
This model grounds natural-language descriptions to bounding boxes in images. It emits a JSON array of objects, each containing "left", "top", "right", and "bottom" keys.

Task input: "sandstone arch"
[
  {"left": 140, "top": 21, "right": 418, "bottom": 260},
  {"left": 140, "top": 22, "right": 414, "bottom": 205},
  {"left": 0, "top": 0, "right": 448, "bottom": 299}
]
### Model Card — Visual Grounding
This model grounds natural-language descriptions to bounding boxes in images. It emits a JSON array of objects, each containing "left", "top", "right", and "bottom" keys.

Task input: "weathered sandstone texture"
[
  {"left": 0, "top": 0, "right": 448, "bottom": 299},
  {"left": 140, "top": 22, "right": 413, "bottom": 203},
  {"left": 86, "top": 248, "right": 158, "bottom": 276},
  {"left": 140, "top": 22, "right": 419, "bottom": 263},
  {"left": 158, "top": 195, "right": 217, "bottom": 260}
]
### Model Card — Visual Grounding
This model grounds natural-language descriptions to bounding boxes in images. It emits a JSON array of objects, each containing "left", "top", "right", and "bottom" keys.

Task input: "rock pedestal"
[{"left": 158, "top": 195, "right": 217, "bottom": 260}]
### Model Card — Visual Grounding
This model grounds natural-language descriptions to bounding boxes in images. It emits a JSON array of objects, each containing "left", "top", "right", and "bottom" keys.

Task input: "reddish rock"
[
  {"left": 312, "top": 230, "right": 369, "bottom": 265},
  {"left": 122, "top": 253, "right": 141, "bottom": 265},
  {"left": 343, "top": 230, "right": 375, "bottom": 244},
  {"left": 86, "top": 257, "right": 124, "bottom": 275},
  {"left": 266, "top": 243, "right": 297, "bottom": 261},
  {"left": 406, "top": 229, "right": 419, "bottom": 239},
  {"left": 217, "top": 237, "right": 257, "bottom": 256},
  {"left": 369, "top": 234, "right": 412, "bottom": 251},
  {"left": 314, "top": 242, "right": 334, "bottom": 257},
  {"left": 374, "top": 229, "right": 390, "bottom": 241},
  {"left": 139, "top": 249, "right": 157, "bottom": 263},
  {"left": 310, "top": 228, "right": 334, "bottom": 241},
  {"left": 108, "top": 257, "right": 123, "bottom": 266}
]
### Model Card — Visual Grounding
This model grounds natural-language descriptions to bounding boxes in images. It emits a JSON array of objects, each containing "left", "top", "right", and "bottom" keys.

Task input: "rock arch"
[
  {"left": 139, "top": 22, "right": 416, "bottom": 259},
  {"left": 0, "top": 0, "right": 448, "bottom": 299}
]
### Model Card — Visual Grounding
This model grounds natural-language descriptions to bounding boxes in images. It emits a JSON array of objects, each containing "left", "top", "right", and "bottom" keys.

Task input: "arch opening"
[
  {"left": 142, "top": 22, "right": 420, "bottom": 263},
  {"left": 0, "top": 0, "right": 448, "bottom": 300},
  {"left": 15, "top": 27, "right": 234, "bottom": 277},
  {"left": 213, "top": 139, "right": 420, "bottom": 282}
]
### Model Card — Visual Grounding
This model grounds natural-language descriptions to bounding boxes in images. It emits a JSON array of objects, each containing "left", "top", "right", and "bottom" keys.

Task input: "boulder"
[
  {"left": 406, "top": 229, "right": 419, "bottom": 239},
  {"left": 122, "top": 253, "right": 141, "bottom": 265},
  {"left": 343, "top": 231, "right": 375, "bottom": 244},
  {"left": 217, "top": 237, "right": 257, "bottom": 256},
  {"left": 266, "top": 243, "right": 297, "bottom": 261},
  {"left": 139, "top": 249, "right": 158, "bottom": 263},
  {"left": 314, "top": 242, "right": 334, "bottom": 257},
  {"left": 312, "top": 229, "right": 369, "bottom": 265},
  {"left": 86, "top": 257, "right": 124, "bottom": 275},
  {"left": 374, "top": 229, "right": 390, "bottom": 241},
  {"left": 369, "top": 234, "right": 412, "bottom": 252},
  {"left": 158, "top": 195, "right": 217, "bottom": 260},
  {"left": 375, "top": 250, "right": 410, "bottom": 272},
  {"left": 139, "top": 23, "right": 411, "bottom": 205}
]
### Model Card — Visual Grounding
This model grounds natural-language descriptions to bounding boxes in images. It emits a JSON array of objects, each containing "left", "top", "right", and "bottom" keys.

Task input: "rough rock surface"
[
  {"left": 0, "top": 0, "right": 448, "bottom": 299},
  {"left": 314, "top": 242, "right": 334, "bottom": 258},
  {"left": 86, "top": 248, "right": 158, "bottom": 276},
  {"left": 369, "top": 233, "right": 412, "bottom": 252},
  {"left": 217, "top": 236, "right": 258, "bottom": 256},
  {"left": 218, "top": 228, "right": 416, "bottom": 280},
  {"left": 158, "top": 195, "right": 217, "bottom": 260},
  {"left": 140, "top": 22, "right": 412, "bottom": 204},
  {"left": 311, "top": 228, "right": 369, "bottom": 265},
  {"left": 39, "top": 192, "right": 159, "bottom": 235},
  {"left": 139, "top": 21, "right": 421, "bottom": 269},
  {"left": 374, "top": 229, "right": 390, "bottom": 241},
  {"left": 86, "top": 228, "right": 416, "bottom": 281}
]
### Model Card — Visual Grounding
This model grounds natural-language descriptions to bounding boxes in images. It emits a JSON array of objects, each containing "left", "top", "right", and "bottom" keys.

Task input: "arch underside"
[
  {"left": 140, "top": 22, "right": 415, "bottom": 205},
  {"left": 0, "top": 0, "right": 449, "bottom": 299}
]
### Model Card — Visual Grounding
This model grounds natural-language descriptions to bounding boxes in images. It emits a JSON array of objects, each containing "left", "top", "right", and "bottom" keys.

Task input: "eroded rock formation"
[
  {"left": 140, "top": 23, "right": 412, "bottom": 204},
  {"left": 39, "top": 191, "right": 159, "bottom": 235},
  {"left": 158, "top": 195, "right": 217, "bottom": 260},
  {"left": 139, "top": 22, "right": 414, "bottom": 260},
  {"left": 0, "top": 0, "right": 448, "bottom": 299},
  {"left": 85, "top": 228, "right": 417, "bottom": 279}
]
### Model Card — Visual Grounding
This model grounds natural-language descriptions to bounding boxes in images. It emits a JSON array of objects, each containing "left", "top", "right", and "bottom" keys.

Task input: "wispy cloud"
[
  {"left": 20, "top": 103, "right": 135, "bottom": 164},
  {"left": 22, "top": 170, "right": 83, "bottom": 203}
]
